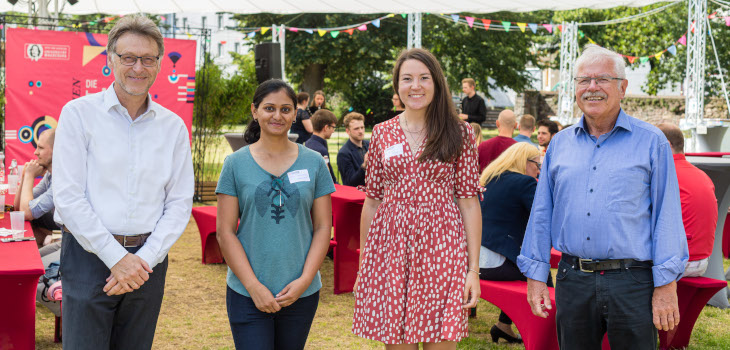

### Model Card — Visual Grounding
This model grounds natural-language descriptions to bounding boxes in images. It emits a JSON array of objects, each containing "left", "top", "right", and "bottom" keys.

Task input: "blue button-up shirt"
[{"left": 517, "top": 109, "right": 688, "bottom": 287}]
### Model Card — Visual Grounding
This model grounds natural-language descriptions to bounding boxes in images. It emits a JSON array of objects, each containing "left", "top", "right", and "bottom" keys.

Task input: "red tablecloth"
[
  {"left": 0, "top": 197, "right": 42, "bottom": 350},
  {"left": 331, "top": 184, "right": 366, "bottom": 294}
]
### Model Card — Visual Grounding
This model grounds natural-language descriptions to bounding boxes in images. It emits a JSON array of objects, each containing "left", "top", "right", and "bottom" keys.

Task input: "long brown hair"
[{"left": 393, "top": 48, "right": 462, "bottom": 163}]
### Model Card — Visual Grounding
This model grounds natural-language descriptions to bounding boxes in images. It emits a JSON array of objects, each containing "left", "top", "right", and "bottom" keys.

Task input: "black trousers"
[
  {"left": 480, "top": 259, "right": 553, "bottom": 325},
  {"left": 60, "top": 232, "right": 169, "bottom": 350},
  {"left": 555, "top": 258, "right": 657, "bottom": 350}
]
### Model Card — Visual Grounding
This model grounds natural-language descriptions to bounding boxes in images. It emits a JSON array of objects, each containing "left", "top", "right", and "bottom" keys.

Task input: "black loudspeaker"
[
  {"left": 7, "top": 0, "right": 19, "bottom": 5},
  {"left": 255, "top": 43, "right": 282, "bottom": 83}
]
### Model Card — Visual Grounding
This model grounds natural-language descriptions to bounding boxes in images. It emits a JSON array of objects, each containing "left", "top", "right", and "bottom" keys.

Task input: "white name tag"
[
  {"left": 384, "top": 143, "right": 404, "bottom": 160},
  {"left": 323, "top": 155, "right": 330, "bottom": 164},
  {"left": 287, "top": 169, "right": 310, "bottom": 183}
]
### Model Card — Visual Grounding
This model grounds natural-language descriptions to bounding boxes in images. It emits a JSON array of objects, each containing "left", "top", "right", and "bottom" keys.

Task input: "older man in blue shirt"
[{"left": 517, "top": 45, "right": 688, "bottom": 350}]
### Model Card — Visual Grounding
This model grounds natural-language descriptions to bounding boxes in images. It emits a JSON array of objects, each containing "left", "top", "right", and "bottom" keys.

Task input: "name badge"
[
  {"left": 287, "top": 169, "right": 310, "bottom": 183},
  {"left": 323, "top": 155, "right": 330, "bottom": 164},
  {"left": 384, "top": 143, "right": 404, "bottom": 160}
]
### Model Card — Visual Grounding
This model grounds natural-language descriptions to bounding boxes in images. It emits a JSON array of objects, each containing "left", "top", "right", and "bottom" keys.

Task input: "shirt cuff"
[
  {"left": 29, "top": 199, "right": 42, "bottom": 219},
  {"left": 97, "top": 238, "right": 129, "bottom": 270},
  {"left": 652, "top": 255, "right": 687, "bottom": 287},
  {"left": 135, "top": 245, "right": 160, "bottom": 270},
  {"left": 517, "top": 254, "right": 552, "bottom": 283}
]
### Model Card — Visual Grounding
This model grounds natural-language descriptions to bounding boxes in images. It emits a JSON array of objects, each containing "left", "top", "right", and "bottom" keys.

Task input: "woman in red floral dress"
[{"left": 352, "top": 48, "right": 483, "bottom": 349}]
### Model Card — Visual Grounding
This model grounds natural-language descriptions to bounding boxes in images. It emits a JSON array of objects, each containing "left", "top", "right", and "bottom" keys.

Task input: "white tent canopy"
[{"left": 0, "top": 0, "right": 678, "bottom": 15}]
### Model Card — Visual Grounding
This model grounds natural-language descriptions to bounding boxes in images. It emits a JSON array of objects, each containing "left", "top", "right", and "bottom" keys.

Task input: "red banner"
[{"left": 4, "top": 27, "right": 196, "bottom": 168}]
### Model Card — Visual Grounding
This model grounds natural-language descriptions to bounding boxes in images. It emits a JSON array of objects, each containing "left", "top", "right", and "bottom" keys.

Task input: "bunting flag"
[
  {"left": 501, "top": 21, "right": 511, "bottom": 31},
  {"left": 451, "top": 14, "right": 460, "bottom": 23},
  {"left": 465, "top": 16, "right": 475, "bottom": 28},
  {"left": 247, "top": 32, "right": 255, "bottom": 38},
  {"left": 588, "top": 37, "right": 596, "bottom": 44},
  {"left": 655, "top": 51, "right": 663, "bottom": 60},
  {"left": 289, "top": 27, "right": 298, "bottom": 32},
  {"left": 639, "top": 57, "right": 649, "bottom": 63},
  {"left": 318, "top": 29, "right": 327, "bottom": 36},
  {"left": 528, "top": 23, "right": 538, "bottom": 33},
  {"left": 331, "top": 31, "right": 340, "bottom": 38},
  {"left": 667, "top": 44, "right": 677, "bottom": 56},
  {"left": 557, "top": 24, "right": 563, "bottom": 32},
  {"left": 401, "top": 14, "right": 407, "bottom": 18},
  {"left": 481, "top": 19, "right": 491, "bottom": 30},
  {"left": 627, "top": 56, "right": 637, "bottom": 64},
  {"left": 305, "top": 29, "right": 314, "bottom": 34},
  {"left": 345, "top": 28, "right": 355, "bottom": 35},
  {"left": 261, "top": 27, "right": 270, "bottom": 34},
  {"left": 517, "top": 23, "right": 527, "bottom": 33},
  {"left": 357, "top": 24, "right": 367, "bottom": 31},
  {"left": 372, "top": 19, "right": 381, "bottom": 28},
  {"left": 678, "top": 35, "right": 687, "bottom": 46},
  {"left": 543, "top": 23, "right": 553, "bottom": 33},
  {"left": 725, "top": 17, "right": 730, "bottom": 27}
]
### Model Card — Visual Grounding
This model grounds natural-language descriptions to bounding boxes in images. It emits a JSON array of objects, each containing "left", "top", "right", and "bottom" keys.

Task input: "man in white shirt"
[{"left": 53, "top": 15, "right": 193, "bottom": 349}]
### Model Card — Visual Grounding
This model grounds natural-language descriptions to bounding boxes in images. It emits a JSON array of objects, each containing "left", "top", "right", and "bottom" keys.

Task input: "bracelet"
[{"left": 468, "top": 268, "right": 481, "bottom": 275}]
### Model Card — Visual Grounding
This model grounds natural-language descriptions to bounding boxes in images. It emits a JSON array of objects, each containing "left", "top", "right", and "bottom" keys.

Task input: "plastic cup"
[
  {"left": 0, "top": 194, "right": 4, "bottom": 220},
  {"left": 10, "top": 211, "right": 24, "bottom": 237},
  {"left": 7, "top": 175, "right": 18, "bottom": 195}
]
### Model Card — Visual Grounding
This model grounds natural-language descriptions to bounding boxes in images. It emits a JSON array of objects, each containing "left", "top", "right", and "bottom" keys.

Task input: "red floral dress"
[{"left": 352, "top": 115, "right": 484, "bottom": 344}]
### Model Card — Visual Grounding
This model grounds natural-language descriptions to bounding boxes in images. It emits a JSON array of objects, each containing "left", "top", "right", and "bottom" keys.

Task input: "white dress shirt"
[{"left": 53, "top": 84, "right": 194, "bottom": 269}]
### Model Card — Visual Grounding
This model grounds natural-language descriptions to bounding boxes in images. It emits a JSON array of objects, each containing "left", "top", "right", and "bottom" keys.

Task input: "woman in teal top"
[{"left": 216, "top": 79, "right": 335, "bottom": 349}]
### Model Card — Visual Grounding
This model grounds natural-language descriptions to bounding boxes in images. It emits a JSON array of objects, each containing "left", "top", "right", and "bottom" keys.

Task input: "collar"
[
  {"left": 310, "top": 134, "right": 327, "bottom": 146},
  {"left": 347, "top": 138, "right": 364, "bottom": 149},
  {"left": 673, "top": 153, "right": 686, "bottom": 161},
  {"left": 575, "top": 108, "right": 632, "bottom": 136},
  {"left": 102, "top": 82, "right": 157, "bottom": 120}
]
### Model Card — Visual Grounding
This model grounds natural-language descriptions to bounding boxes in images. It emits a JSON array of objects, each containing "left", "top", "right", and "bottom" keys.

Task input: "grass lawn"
[{"left": 34, "top": 211, "right": 730, "bottom": 349}]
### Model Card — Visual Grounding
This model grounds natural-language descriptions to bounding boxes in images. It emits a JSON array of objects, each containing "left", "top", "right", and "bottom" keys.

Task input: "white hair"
[{"left": 573, "top": 44, "right": 626, "bottom": 79}]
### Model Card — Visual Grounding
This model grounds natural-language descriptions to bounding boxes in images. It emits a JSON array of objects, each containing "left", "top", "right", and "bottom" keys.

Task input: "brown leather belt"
[{"left": 62, "top": 225, "right": 151, "bottom": 248}]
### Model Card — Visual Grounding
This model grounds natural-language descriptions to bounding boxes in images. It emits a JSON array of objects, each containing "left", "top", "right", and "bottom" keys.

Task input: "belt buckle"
[
  {"left": 122, "top": 236, "right": 135, "bottom": 248},
  {"left": 579, "top": 258, "right": 594, "bottom": 273}
]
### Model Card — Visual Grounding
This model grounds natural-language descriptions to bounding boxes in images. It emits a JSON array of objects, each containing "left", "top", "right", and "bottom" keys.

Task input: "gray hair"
[
  {"left": 107, "top": 15, "right": 164, "bottom": 59},
  {"left": 574, "top": 44, "right": 626, "bottom": 79}
]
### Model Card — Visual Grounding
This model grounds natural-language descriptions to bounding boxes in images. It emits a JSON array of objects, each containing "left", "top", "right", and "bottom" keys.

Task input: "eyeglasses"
[
  {"left": 114, "top": 52, "right": 160, "bottom": 67},
  {"left": 327, "top": 124, "right": 336, "bottom": 129},
  {"left": 528, "top": 159, "right": 542, "bottom": 170},
  {"left": 574, "top": 76, "right": 624, "bottom": 86},
  {"left": 271, "top": 177, "right": 286, "bottom": 208}
]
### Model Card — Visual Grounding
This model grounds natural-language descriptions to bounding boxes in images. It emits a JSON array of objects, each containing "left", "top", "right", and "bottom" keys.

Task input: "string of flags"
[{"left": 437, "top": 13, "right": 556, "bottom": 33}]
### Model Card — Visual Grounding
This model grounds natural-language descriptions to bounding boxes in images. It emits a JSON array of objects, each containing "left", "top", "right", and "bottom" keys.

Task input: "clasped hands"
[
  {"left": 249, "top": 278, "right": 310, "bottom": 313},
  {"left": 104, "top": 253, "right": 153, "bottom": 296}
]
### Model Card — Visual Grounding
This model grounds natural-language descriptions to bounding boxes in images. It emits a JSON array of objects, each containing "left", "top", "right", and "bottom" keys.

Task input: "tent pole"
[
  {"left": 557, "top": 21, "right": 578, "bottom": 125},
  {"left": 407, "top": 13, "right": 422, "bottom": 49},
  {"left": 684, "top": 0, "right": 707, "bottom": 152},
  {"left": 280, "top": 24, "right": 286, "bottom": 81}
]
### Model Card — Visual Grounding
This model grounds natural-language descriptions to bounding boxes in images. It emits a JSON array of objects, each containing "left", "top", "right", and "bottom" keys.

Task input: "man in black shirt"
[
  {"left": 337, "top": 112, "right": 369, "bottom": 187},
  {"left": 304, "top": 109, "right": 338, "bottom": 184},
  {"left": 459, "top": 78, "right": 486, "bottom": 124}
]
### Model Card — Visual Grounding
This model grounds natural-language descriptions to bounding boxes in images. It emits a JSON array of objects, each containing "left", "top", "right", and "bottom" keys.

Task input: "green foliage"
[{"left": 555, "top": 4, "right": 730, "bottom": 97}]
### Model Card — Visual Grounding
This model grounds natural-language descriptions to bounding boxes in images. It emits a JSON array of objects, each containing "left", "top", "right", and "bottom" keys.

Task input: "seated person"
[
  {"left": 14, "top": 129, "right": 58, "bottom": 248},
  {"left": 477, "top": 110, "right": 517, "bottom": 173},
  {"left": 478, "top": 142, "right": 552, "bottom": 343},
  {"left": 337, "top": 112, "right": 369, "bottom": 187},
  {"left": 657, "top": 122, "right": 717, "bottom": 277},
  {"left": 304, "top": 109, "right": 338, "bottom": 184}
]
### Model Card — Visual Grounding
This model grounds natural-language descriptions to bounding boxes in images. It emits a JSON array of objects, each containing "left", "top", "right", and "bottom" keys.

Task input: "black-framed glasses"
[
  {"left": 528, "top": 159, "right": 542, "bottom": 170},
  {"left": 114, "top": 52, "right": 160, "bottom": 67},
  {"left": 271, "top": 177, "right": 286, "bottom": 208},
  {"left": 574, "top": 76, "right": 624, "bottom": 86},
  {"left": 327, "top": 124, "right": 336, "bottom": 129}
]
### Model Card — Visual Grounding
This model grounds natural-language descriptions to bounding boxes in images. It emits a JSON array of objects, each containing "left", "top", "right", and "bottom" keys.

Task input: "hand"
[
  {"left": 526, "top": 278, "right": 552, "bottom": 318},
  {"left": 362, "top": 153, "right": 368, "bottom": 168},
  {"left": 275, "top": 278, "right": 309, "bottom": 308},
  {"left": 104, "top": 253, "right": 152, "bottom": 296},
  {"left": 458, "top": 113, "right": 468, "bottom": 120},
  {"left": 353, "top": 273, "right": 360, "bottom": 294},
  {"left": 653, "top": 281, "right": 680, "bottom": 331},
  {"left": 462, "top": 271, "right": 480, "bottom": 308},
  {"left": 24, "top": 160, "right": 45, "bottom": 178},
  {"left": 249, "top": 283, "right": 281, "bottom": 313}
]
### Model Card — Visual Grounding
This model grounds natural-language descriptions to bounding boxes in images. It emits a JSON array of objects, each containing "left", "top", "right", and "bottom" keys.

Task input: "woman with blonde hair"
[
  {"left": 478, "top": 142, "right": 551, "bottom": 344},
  {"left": 470, "top": 122, "right": 483, "bottom": 146}
]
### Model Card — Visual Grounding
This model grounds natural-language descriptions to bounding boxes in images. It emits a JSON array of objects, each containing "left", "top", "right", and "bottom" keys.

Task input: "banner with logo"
[{"left": 4, "top": 27, "right": 196, "bottom": 169}]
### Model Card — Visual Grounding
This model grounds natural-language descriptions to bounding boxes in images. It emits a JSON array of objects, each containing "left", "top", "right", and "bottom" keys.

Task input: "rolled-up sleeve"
[
  {"left": 517, "top": 145, "right": 555, "bottom": 283},
  {"left": 649, "top": 141, "right": 689, "bottom": 287}
]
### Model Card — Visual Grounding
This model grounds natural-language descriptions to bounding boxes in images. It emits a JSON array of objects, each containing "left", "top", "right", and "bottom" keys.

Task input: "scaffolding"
[
  {"left": 557, "top": 22, "right": 579, "bottom": 125},
  {"left": 407, "top": 13, "right": 422, "bottom": 49}
]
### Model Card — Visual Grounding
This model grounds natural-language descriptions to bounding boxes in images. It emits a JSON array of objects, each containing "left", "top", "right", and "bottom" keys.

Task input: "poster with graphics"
[{"left": 4, "top": 27, "right": 196, "bottom": 168}]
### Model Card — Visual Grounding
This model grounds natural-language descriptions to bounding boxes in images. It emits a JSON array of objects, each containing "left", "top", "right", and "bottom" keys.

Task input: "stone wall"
[{"left": 515, "top": 90, "right": 729, "bottom": 125}]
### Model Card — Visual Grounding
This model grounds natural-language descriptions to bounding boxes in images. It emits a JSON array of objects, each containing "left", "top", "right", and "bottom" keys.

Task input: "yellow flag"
[
  {"left": 655, "top": 51, "right": 663, "bottom": 60},
  {"left": 261, "top": 27, "right": 270, "bottom": 34},
  {"left": 318, "top": 29, "right": 327, "bottom": 36},
  {"left": 517, "top": 23, "right": 527, "bottom": 33}
]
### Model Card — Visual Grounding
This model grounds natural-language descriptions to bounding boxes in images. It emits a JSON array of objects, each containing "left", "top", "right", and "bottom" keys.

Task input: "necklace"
[{"left": 403, "top": 115, "right": 426, "bottom": 151}]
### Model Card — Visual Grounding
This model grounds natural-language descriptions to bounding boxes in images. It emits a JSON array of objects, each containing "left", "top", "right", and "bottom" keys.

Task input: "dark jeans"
[
  {"left": 227, "top": 287, "right": 319, "bottom": 350},
  {"left": 60, "top": 232, "right": 168, "bottom": 350},
  {"left": 555, "top": 259, "right": 657, "bottom": 350},
  {"left": 480, "top": 259, "right": 553, "bottom": 325}
]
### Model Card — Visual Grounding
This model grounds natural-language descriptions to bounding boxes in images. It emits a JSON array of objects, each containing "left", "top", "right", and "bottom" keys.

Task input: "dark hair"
[
  {"left": 656, "top": 122, "right": 685, "bottom": 154},
  {"left": 244, "top": 79, "right": 297, "bottom": 144},
  {"left": 537, "top": 119, "right": 559, "bottom": 136},
  {"left": 393, "top": 48, "right": 462, "bottom": 163},
  {"left": 309, "top": 90, "right": 326, "bottom": 109},
  {"left": 296, "top": 91, "right": 309, "bottom": 105},
  {"left": 311, "top": 109, "right": 337, "bottom": 132}
]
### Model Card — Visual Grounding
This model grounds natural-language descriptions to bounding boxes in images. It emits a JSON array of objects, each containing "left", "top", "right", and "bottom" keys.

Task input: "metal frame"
[
  {"left": 407, "top": 13, "right": 422, "bottom": 49},
  {"left": 685, "top": 0, "right": 707, "bottom": 130},
  {"left": 557, "top": 21, "right": 579, "bottom": 125}
]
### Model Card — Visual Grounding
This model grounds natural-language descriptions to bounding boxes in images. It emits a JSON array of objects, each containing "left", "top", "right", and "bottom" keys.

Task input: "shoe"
[{"left": 490, "top": 325, "right": 523, "bottom": 344}]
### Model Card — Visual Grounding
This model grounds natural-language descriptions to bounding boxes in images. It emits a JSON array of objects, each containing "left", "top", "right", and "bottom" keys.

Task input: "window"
[
  {"left": 218, "top": 14, "right": 223, "bottom": 30},
  {"left": 217, "top": 43, "right": 222, "bottom": 57},
  {"left": 234, "top": 42, "right": 239, "bottom": 53}
]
